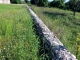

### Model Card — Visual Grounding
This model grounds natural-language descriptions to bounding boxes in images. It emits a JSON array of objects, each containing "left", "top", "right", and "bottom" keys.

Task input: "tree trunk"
[{"left": 74, "top": 10, "right": 76, "bottom": 16}]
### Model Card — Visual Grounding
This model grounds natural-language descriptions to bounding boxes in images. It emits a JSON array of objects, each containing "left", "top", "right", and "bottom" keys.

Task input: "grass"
[
  {"left": 29, "top": 5, "right": 80, "bottom": 60},
  {"left": 0, "top": 4, "right": 39, "bottom": 60}
]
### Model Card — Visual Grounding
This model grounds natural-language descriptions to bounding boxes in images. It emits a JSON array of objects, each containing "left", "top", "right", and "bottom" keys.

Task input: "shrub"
[
  {"left": 36, "top": 0, "right": 48, "bottom": 7},
  {"left": 10, "top": 0, "right": 21, "bottom": 4}
]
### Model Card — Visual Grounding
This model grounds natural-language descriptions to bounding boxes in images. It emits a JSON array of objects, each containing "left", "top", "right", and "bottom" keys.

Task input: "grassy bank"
[
  {"left": 30, "top": 5, "right": 80, "bottom": 59},
  {"left": 0, "top": 4, "right": 39, "bottom": 60}
]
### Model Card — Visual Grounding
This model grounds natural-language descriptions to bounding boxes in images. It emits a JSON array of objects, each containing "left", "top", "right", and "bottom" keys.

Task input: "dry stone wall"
[
  {"left": 0, "top": 0, "right": 10, "bottom": 4},
  {"left": 26, "top": 5, "right": 77, "bottom": 60}
]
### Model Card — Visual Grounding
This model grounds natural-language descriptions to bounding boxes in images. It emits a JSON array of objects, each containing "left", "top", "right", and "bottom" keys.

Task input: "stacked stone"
[
  {"left": 26, "top": 5, "right": 77, "bottom": 60},
  {"left": 0, "top": 0, "right": 10, "bottom": 4}
]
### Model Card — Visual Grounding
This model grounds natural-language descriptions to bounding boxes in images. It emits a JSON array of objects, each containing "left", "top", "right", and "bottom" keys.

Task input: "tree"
[
  {"left": 25, "top": 0, "right": 28, "bottom": 3},
  {"left": 73, "top": 0, "right": 80, "bottom": 16},
  {"left": 67, "top": 0, "right": 80, "bottom": 16},
  {"left": 31, "top": 0, "right": 36, "bottom": 4},
  {"left": 31, "top": 0, "right": 48, "bottom": 7},
  {"left": 59, "top": 0, "right": 65, "bottom": 8},
  {"left": 10, "top": 0, "right": 21, "bottom": 4},
  {"left": 49, "top": 0, "right": 65, "bottom": 8}
]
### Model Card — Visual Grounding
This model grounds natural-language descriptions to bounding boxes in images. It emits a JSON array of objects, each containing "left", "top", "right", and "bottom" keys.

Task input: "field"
[
  {"left": 0, "top": 4, "right": 39, "bottom": 60},
  {"left": 30, "top": 5, "right": 80, "bottom": 59}
]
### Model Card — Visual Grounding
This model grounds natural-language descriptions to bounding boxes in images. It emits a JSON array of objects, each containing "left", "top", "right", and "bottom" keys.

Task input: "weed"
[{"left": 0, "top": 4, "right": 39, "bottom": 60}]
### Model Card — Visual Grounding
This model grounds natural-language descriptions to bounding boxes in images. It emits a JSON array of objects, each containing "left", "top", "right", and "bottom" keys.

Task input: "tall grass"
[
  {"left": 0, "top": 4, "right": 39, "bottom": 60},
  {"left": 30, "top": 5, "right": 80, "bottom": 60}
]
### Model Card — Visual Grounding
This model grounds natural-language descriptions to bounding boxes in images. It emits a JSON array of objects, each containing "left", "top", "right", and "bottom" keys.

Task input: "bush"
[
  {"left": 25, "top": 0, "right": 28, "bottom": 3},
  {"left": 49, "top": 0, "right": 65, "bottom": 9},
  {"left": 36, "top": 0, "right": 48, "bottom": 7},
  {"left": 31, "top": 0, "right": 36, "bottom": 4},
  {"left": 10, "top": 0, "right": 21, "bottom": 4}
]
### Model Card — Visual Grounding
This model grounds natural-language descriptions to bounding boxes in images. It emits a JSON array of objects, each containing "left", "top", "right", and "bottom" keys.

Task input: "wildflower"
[
  {"left": 77, "top": 38, "right": 80, "bottom": 41},
  {"left": 4, "top": 48, "right": 6, "bottom": 50},
  {"left": 2, "top": 56, "right": 5, "bottom": 58}
]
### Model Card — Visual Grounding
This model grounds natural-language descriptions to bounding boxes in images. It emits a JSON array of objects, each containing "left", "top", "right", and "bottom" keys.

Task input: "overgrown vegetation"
[
  {"left": 49, "top": 0, "right": 65, "bottom": 9},
  {"left": 0, "top": 4, "right": 39, "bottom": 60},
  {"left": 10, "top": 0, "right": 22, "bottom": 4},
  {"left": 30, "top": 5, "right": 80, "bottom": 60},
  {"left": 29, "top": 0, "right": 80, "bottom": 16},
  {"left": 30, "top": 0, "right": 48, "bottom": 7},
  {"left": 36, "top": 0, "right": 48, "bottom": 7}
]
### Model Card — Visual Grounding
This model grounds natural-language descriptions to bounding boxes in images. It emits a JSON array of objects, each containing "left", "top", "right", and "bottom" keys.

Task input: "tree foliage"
[
  {"left": 10, "top": 0, "right": 21, "bottom": 4},
  {"left": 49, "top": 0, "right": 65, "bottom": 8},
  {"left": 30, "top": 0, "right": 48, "bottom": 7},
  {"left": 36, "top": 0, "right": 48, "bottom": 7},
  {"left": 25, "top": 0, "right": 28, "bottom": 3},
  {"left": 66, "top": 0, "right": 80, "bottom": 10},
  {"left": 65, "top": 0, "right": 80, "bottom": 16},
  {"left": 31, "top": 0, "right": 36, "bottom": 4}
]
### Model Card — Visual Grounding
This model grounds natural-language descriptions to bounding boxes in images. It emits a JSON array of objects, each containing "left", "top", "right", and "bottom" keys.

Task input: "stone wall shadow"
[
  {"left": 33, "top": 20, "right": 54, "bottom": 60},
  {"left": 43, "top": 11, "right": 67, "bottom": 19}
]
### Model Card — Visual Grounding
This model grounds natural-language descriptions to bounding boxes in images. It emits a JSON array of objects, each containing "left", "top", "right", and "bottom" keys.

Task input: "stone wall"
[
  {"left": 0, "top": 0, "right": 10, "bottom": 4},
  {"left": 26, "top": 5, "right": 77, "bottom": 60}
]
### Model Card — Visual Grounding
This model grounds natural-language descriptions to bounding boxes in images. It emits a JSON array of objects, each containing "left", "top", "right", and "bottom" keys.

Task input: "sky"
[{"left": 48, "top": 0, "right": 69, "bottom": 2}]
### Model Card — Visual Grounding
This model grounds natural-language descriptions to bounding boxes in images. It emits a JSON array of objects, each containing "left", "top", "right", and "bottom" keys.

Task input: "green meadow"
[
  {"left": 0, "top": 4, "right": 39, "bottom": 60},
  {"left": 30, "top": 5, "right": 80, "bottom": 59},
  {"left": 0, "top": 3, "right": 80, "bottom": 60}
]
